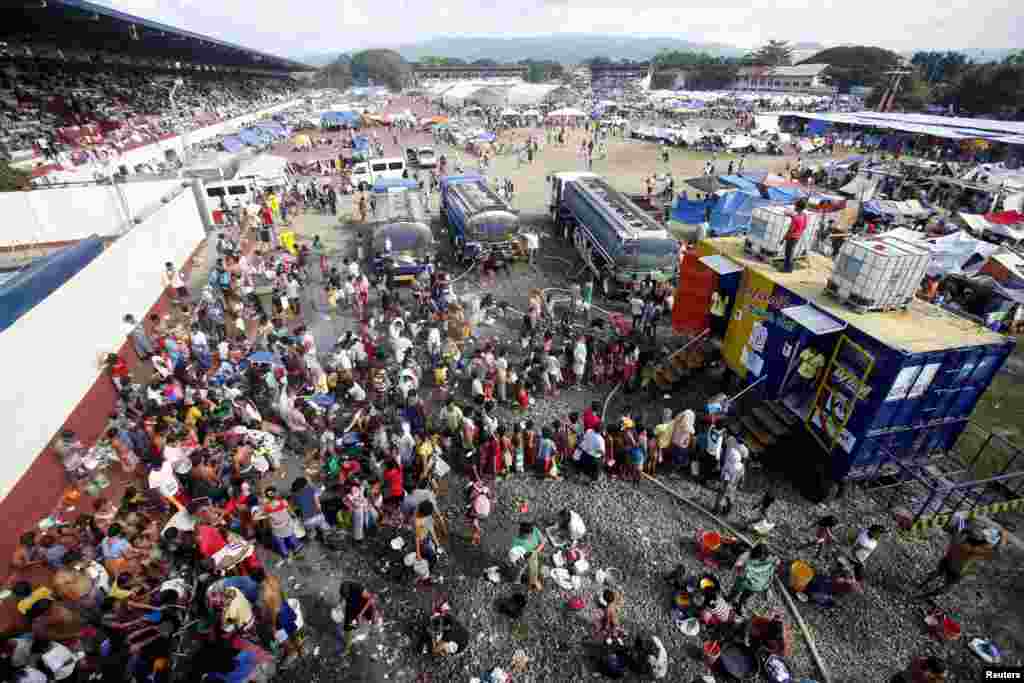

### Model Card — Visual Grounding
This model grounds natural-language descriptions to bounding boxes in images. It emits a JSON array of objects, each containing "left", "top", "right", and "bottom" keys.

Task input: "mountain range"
[{"left": 298, "top": 36, "right": 1017, "bottom": 67}]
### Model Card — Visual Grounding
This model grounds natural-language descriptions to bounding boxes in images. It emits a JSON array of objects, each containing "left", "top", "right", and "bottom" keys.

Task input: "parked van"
[{"left": 369, "top": 156, "right": 407, "bottom": 182}]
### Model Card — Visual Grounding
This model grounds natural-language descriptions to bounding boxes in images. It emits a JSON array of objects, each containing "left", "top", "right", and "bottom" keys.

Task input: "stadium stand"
[{"left": 0, "top": 0, "right": 313, "bottom": 167}]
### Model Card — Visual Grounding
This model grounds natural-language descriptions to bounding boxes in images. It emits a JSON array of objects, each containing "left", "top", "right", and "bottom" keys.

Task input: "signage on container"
[{"left": 831, "top": 364, "right": 872, "bottom": 400}]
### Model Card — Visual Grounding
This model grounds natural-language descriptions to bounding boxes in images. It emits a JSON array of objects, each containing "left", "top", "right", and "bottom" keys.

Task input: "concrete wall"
[
  {"left": 0, "top": 189, "right": 206, "bottom": 506},
  {"left": 0, "top": 180, "right": 188, "bottom": 248}
]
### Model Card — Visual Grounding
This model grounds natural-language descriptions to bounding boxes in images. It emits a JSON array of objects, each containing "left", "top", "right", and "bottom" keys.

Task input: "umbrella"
[{"left": 247, "top": 351, "right": 281, "bottom": 365}]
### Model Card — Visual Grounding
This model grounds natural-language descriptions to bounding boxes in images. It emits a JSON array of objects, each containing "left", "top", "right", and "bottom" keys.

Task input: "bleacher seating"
[{"left": 0, "top": 54, "right": 299, "bottom": 166}]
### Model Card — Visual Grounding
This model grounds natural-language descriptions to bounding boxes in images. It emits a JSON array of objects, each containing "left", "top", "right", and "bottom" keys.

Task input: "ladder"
[{"left": 806, "top": 334, "right": 875, "bottom": 454}]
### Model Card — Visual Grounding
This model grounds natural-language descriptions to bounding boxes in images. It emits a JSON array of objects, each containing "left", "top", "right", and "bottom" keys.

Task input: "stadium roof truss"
[{"left": 2, "top": 0, "right": 314, "bottom": 71}]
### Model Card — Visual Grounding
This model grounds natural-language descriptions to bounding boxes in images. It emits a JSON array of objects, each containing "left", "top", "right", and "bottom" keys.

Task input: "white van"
[{"left": 369, "top": 156, "right": 407, "bottom": 182}]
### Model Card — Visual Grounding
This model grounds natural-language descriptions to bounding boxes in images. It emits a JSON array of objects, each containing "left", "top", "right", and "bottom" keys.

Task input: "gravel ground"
[{"left": 209, "top": 99, "right": 1022, "bottom": 682}]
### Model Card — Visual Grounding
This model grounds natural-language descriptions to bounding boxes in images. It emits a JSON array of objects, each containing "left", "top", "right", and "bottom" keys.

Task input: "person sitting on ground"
[{"left": 744, "top": 611, "right": 792, "bottom": 657}]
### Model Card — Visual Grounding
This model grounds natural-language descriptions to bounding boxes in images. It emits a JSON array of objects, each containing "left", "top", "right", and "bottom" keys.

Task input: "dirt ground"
[{"left": 205, "top": 102, "right": 1024, "bottom": 682}]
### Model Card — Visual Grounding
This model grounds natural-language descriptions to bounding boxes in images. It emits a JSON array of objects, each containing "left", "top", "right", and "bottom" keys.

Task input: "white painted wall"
[
  {"left": 0, "top": 179, "right": 188, "bottom": 248},
  {"left": 0, "top": 190, "right": 206, "bottom": 501}
]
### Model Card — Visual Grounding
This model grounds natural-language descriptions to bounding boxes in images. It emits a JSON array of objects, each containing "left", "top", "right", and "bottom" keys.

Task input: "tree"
[
  {"left": 585, "top": 56, "right": 612, "bottom": 66},
  {"left": 651, "top": 50, "right": 741, "bottom": 90},
  {"left": 418, "top": 56, "right": 466, "bottom": 66},
  {"left": 942, "top": 63, "right": 1024, "bottom": 115},
  {"left": 349, "top": 49, "right": 411, "bottom": 91},
  {"left": 0, "top": 160, "right": 31, "bottom": 193},
  {"left": 911, "top": 51, "right": 970, "bottom": 84},
  {"left": 1003, "top": 50, "right": 1024, "bottom": 66},
  {"left": 522, "top": 60, "right": 565, "bottom": 83},
  {"left": 801, "top": 45, "right": 903, "bottom": 93},
  {"left": 471, "top": 58, "right": 498, "bottom": 66},
  {"left": 748, "top": 40, "right": 793, "bottom": 67}
]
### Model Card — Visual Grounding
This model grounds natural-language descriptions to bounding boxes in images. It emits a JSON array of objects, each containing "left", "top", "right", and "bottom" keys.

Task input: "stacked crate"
[
  {"left": 745, "top": 206, "right": 821, "bottom": 264},
  {"left": 826, "top": 236, "right": 931, "bottom": 311}
]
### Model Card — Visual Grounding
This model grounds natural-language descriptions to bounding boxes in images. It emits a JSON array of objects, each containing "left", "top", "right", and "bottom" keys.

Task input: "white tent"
[
  {"left": 235, "top": 154, "right": 289, "bottom": 184},
  {"left": 547, "top": 107, "right": 587, "bottom": 118}
]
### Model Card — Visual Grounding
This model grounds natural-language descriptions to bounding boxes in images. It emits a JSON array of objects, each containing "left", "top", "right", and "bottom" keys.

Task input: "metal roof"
[{"left": 1, "top": 0, "right": 314, "bottom": 71}]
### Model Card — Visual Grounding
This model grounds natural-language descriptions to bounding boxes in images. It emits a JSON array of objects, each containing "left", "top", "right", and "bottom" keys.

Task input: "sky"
[{"left": 94, "top": 0, "right": 1022, "bottom": 58}]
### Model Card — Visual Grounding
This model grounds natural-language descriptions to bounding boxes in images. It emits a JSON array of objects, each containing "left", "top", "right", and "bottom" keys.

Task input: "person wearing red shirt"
[
  {"left": 105, "top": 353, "right": 130, "bottom": 391},
  {"left": 582, "top": 402, "right": 601, "bottom": 432},
  {"left": 783, "top": 199, "right": 808, "bottom": 273}
]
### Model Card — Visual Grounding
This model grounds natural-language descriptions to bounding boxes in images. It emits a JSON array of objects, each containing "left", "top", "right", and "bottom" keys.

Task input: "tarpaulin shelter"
[
  {"left": 887, "top": 228, "right": 999, "bottom": 278},
  {"left": 765, "top": 186, "right": 806, "bottom": 202},
  {"left": 321, "top": 111, "right": 361, "bottom": 126},
  {"left": 709, "top": 192, "right": 785, "bottom": 236},
  {"left": 719, "top": 175, "right": 760, "bottom": 195},
  {"left": 352, "top": 136, "right": 370, "bottom": 152},
  {"left": 238, "top": 128, "right": 267, "bottom": 146},
  {"left": 221, "top": 136, "right": 245, "bottom": 153},
  {"left": 672, "top": 197, "right": 715, "bottom": 224},
  {"left": 474, "top": 132, "right": 497, "bottom": 143},
  {"left": 0, "top": 236, "right": 105, "bottom": 333}
]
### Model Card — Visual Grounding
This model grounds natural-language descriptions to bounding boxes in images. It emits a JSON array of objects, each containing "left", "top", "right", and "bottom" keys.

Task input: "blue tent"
[
  {"left": 237, "top": 128, "right": 264, "bottom": 146},
  {"left": 221, "top": 136, "right": 245, "bottom": 153},
  {"left": 719, "top": 175, "right": 760, "bottom": 196},
  {"left": 0, "top": 236, "right": 105, "bottom": 333},
  {"left": 256, "top": 122, "right": 287, "bottom": 138},
  {"left": 710, "top": 194, "right": 787, "bottom": 236},
  {"left": 672, "top": 197, "right": 715, "bottom": 224},
  {"left": 321, "top": 111, "right": 360, "bottom": 126},
  {"left": 807, "top": 119, "right": 833, "bottom": 135},
  {"left": 765, "top": 186, "right": 806, "bottom": 202},
  {"left": 373, "top": 178, "right": 419, "bottom": 193}
]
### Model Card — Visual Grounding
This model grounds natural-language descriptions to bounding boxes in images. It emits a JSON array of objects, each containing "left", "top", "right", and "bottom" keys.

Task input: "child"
[
  {"left": 262, "top": 487, "right": 303, "bottom": 562},
  {"left": 512, "top": 423, "right": 525, "bottom": 474},
  {"left": 538, "top": 428, "right": 558, "bottom": 479},
  {"left": 801, "top": 515, "right": 839, "bottom": 557},
  {"left": 515, "top": 382, "right": 530, "bottom": 413},
  {"left": 466, "top": 477, "right": 491, "bottom": 546}
]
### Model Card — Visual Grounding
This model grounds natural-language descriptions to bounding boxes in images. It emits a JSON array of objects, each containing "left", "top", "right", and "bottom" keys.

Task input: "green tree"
[
  {"left": 0, "top": 160, "right": 31, "bottom": 192},
  {"left": 349, "top": 49, "right": 411, "bottom": 90},
  {"left": 1003, "top": 50, "right": 1024, "bottom": 66},
  {"left": 651, "top": 50, "right": 741, "bottom": 89},
  {"left": 585, "top": 56, "right": 612, "bottom": 66},
  {"left": 944, "top": 63, "right": 1024, "bottom": 115},
  {"left": 801, "top": 45, "right": 903, "bottom": 93},
  {"left": 521, "top": 59, "right": 566, "bottom": 83},
  {"left": 419, "top": 56, "right": 466, "bottom": 66},
  {"left": 471, "top": 58, "right": 498, "bottom": 66},
  {"left": 911, "top": 51, "right": 970, "bottom": 84},
  {"left": 748, "top": 40, "right": 794, "bottom": 66}
]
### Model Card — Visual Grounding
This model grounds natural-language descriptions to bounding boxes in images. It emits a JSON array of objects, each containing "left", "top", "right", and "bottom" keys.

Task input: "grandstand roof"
[{"left": 2, "top": 0, "right": 314, "bottom": 71}]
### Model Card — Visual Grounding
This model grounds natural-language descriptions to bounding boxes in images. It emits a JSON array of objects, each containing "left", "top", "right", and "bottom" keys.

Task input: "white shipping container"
[{"left": 828, "top": 236, "right": 930, "bottom": 308}]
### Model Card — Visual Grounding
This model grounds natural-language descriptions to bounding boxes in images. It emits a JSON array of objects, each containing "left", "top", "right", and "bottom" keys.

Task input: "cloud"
[{"left": 92, "top": 0, "right": 1023, "bottom": 57}]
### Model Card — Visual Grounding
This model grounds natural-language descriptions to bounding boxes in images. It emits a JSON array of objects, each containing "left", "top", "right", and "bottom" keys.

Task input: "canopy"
[
  {"left": 221, "top": 136, "right": 245, "bottom": 153},
  {"left": 547, "top": 107, "right": 587, "bottom": 118},
  {"left": 321, "top": 111, "right": 361, "bottom": 126},
  {"left": 236, "top": 154, "right": 289, "bottom": 181}
]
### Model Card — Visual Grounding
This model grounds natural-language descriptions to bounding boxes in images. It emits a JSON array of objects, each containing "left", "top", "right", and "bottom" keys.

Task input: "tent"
[
  {"left": 672, "top": 197, "right": 715, "bottom": 224},
  {"left": 0, "top": 236, "right": 105, "bottom": 333},
  {"left": 221, "top": 136, "right": 245, "bottom": 153},
  {"left": 321, "top": 111, "right": 361, "bottom": 126},
  {"left": 709, "top": 192, "right": 784, "bottom": 236},
  {"left": 546, "top": 107, "right": 587, "bottom": 118},
  {"left": 235, "top": 155, "right": 290, "bottom": 184}
]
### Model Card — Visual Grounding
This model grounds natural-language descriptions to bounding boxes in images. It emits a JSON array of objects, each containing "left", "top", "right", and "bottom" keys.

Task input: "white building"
[{"left": 731, "top": 64, "right": 831, "bottom": 92}]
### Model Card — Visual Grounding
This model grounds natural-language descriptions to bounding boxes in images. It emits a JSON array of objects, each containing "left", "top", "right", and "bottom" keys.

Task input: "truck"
[
  {"left": 551, "top": 171, "right": 680, "bottom": 298},
  {"left": 439, "top": 174, "right": 520, "bottom": 263},
  {"left": 368, "top": 188, "right": 434, "bottom": 284}
]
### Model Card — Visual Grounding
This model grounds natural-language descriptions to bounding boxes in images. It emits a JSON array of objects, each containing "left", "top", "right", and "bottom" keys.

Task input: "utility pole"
[{"left": 877, "top": 68, "right": 912, "bottom": 112}]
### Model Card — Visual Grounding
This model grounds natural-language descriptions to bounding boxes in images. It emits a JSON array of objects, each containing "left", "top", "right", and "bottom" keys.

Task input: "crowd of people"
[{"left": 0, "top": 54, "right": 299, "bottom": 164}]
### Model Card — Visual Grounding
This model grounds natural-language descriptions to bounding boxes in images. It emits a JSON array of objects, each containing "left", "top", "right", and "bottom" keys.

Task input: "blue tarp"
[
  {"left": 0, "top": 236, "right": 105, "bottom": 333},
  {"left": 807, "top": 119, "right": 834, "bottom": 135},
  {"left": 719, "top": 175, "right": 761, "bottom": 196},
  {"left": 710, "top": 194, "right": 787, "bottom": 236},
  {"left": 221, "top": 136, "right": 245, "bottom": 153},
  {"left": 238, "top": 128, "right": 265, "bottom": 146},
  {"left": 352, "top": 136, "right": 370, "bottom": 152},
  {"left": 321, "top": 111, "right": 361, "bottom": 126},
  {"left": 672, "top": 198, "right": 715, "bottom": 224},
  {"left": 256, "top": 122, "right": 287, "bottom": 138},
  {"left": 373, "top": 178, "right": 418, "bottom": 193},
  {"left": 766, "top": 186, "right": 806, "bottom": 202},
  {"left": 474, "top": 132, "right": 497, "bottom": 143}
]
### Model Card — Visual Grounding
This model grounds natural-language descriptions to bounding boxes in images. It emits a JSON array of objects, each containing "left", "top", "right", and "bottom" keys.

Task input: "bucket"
[
  {"left": 789, "top": 560, "right": 815, "bottom": 593},
  {"left": 699, "top": 531, "right": 722, "bottom": 555},
  {"left": 702, "top": 640, "right": 721, "bottom": 668}
]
